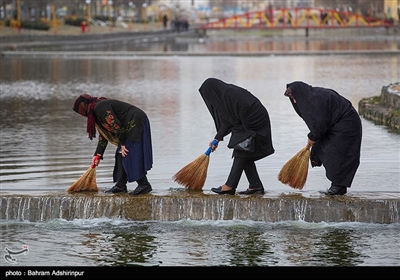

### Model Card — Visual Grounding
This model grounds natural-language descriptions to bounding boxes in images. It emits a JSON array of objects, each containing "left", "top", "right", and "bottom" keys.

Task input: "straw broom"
[
  {"left": 67, "top": 155, "right": 101, "bottom": 192},
  {"left": 172, "top": 140, "right": 218, "bottom": 190},
  {"left": 278, "top": 143, "right": 311, "bottom": 190}
]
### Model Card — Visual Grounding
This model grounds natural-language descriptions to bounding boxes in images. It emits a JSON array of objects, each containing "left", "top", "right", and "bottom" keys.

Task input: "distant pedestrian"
[
  {"left": 162, "top": 14, "right": 168, "bottom": 28},
  {"left": 182, "top": 19, "right": 189, "bottom": 31},
  {"left": 172, "top": 18, "right": 181, "bottom": 32}
]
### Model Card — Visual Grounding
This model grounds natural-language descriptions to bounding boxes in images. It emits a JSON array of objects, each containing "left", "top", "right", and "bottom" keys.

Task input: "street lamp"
[
  {"left": 129, "top": 1, "right": 136, "bottom": 30},
  {"left": 85, "top": 0, "right": 91, "bottom": 32},
  {"left": 16, "top": 0, "right": 21, "bottom": 33},
  {"left": 108, "top": 0, "right": 113, "bottom": 31},
  {"left": 51, "top": 4, "right": 57, "bottom": 35},
  {"left": 142, "top": 2, "right": 148, "bottom": 29}
]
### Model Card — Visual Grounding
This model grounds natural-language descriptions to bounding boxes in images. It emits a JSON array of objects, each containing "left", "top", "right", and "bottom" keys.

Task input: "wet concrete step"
[{"left": 1, "top": 191, "right": 399, "bottom": 224}]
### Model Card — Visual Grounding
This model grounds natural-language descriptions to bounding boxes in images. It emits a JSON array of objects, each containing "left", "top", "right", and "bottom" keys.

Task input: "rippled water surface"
[
  {"left": 1, "top": 54, "right": 399, "bottom": 195},
  {"left": 1, "top": 219, "right": 400, "bottom": 266},
  {"left": 1, "top": 42, "right": 399, "bottom": 267}
]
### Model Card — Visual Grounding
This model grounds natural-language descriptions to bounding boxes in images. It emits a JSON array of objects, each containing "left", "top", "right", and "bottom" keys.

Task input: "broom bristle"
[
  {"left": 278, "top": 145, "right": 311, "bottom": 190},
  {"left": 67, "top": 167, "right": 98, "bottom": 192},
  {"left": 173, "top": 154, "right": 210, "bottom": 190}
]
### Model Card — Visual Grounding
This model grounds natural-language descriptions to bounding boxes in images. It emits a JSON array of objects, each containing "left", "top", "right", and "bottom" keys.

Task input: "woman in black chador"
[
  {"left": 284, "top": 81, "right": 362, "bottom": 195},
  {"left": 199, "top": 78, "right": 275, "bottom": 195},
  {"left": 73, "top": 94, "right": 153, "bottom": 196}
]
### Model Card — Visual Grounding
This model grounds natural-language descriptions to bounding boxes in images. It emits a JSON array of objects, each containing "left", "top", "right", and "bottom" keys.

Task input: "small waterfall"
[{"left": 0, "top": 192, "right": 399, "bottom": 224}]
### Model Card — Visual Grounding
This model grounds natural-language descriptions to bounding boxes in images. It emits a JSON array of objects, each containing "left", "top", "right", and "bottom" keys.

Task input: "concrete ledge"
[
  {"left": 2, "top": 49, "right": 400, "bottom": 57},
  {"left": 0, "top": 28, "right": 198, "bottom": 51},
  {"left": 359, "top": 82, "right": 400, "bottom": 133},
  {"left": 1, "top": 191, "right": 399, "bottom": 224}
]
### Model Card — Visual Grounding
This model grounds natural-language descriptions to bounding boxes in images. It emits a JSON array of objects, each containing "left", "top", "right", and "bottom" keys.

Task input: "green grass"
[{"left": 362, "top": 96, "right": 381, "bottom": 105}]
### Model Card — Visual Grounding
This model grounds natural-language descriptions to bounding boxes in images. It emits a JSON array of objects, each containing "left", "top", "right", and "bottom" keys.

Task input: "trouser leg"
[
  {"left": 115, "top": 153, "right": 128, "bottom": 188},
  {"left": 105, "top": 152, "right": 128, "bottom": 193},
  {"left": 136, "top": 174, "right": 150, "bottom": 186},
  {"left": 130, "top": 174, "right": 152, "bottom": 196},
  {"left": 225, "top": 157, "right": 246, "bottom": 189},
  {"left": 244, "top": 161, "right": 263, "bottom": 189}
]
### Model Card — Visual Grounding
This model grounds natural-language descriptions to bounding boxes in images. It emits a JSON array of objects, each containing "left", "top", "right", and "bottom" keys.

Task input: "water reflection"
[
  {"left": 2, "top": 219, "right": 399, "bottom": 266},
  {"left": 225, "top": 228, "right": 277, "bottom": 266},
  {"left": 98, "top": 229, "right": 158, "bottom": 266},
  {"left": 312, "top": 228, "right": 363, "bottom": 266},
  {"left": 191, "top": 38, "right": 399, "bottom": 53},
  {"left": 24, "top": 35, "right": 400, "bottom": 53}
]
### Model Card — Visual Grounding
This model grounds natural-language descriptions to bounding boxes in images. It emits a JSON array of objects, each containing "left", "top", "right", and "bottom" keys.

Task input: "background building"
[{"left": 1, "top": 0, "right": 398, "bottom": 24}]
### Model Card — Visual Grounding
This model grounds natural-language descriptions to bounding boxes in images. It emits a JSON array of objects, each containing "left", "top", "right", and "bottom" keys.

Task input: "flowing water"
[{"left": 1, "top": 34, "right": 399, "bottom": 267}]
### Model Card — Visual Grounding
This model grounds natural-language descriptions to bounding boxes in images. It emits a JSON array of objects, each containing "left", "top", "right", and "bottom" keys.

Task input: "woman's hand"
[
  {"left": 92, "top": 154, "right": 101, "bottom": 167},
  {"left": 209, "top": 139, "right": 219, "bottom": 152},
  {"left": 121, "top": 145, "right": 129, "bottom": 157},
  {"left": 307, "top": 138, "right": 316, "bottom": 147}
]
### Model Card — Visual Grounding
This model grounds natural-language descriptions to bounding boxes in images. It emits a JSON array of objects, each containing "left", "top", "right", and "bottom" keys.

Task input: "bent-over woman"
[
  {"left": 199, "top": 78, "right": 275, "bottom": 195},
  {"left": 72, "top": 94, "right": 153, "bottom": 196},
  {"left": 284, "top": 81, "right": 362, "bottom": 195}
]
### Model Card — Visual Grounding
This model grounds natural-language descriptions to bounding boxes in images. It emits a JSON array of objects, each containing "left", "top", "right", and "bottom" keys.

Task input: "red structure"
[
  {"left": 199, "top": 7, "right": 394, "bottom": 30},
  {"left": 81, "top": 21, "right": 87, "bottom": 33}
]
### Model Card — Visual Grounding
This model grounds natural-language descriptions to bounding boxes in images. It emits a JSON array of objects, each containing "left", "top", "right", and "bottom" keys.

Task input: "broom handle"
[
  {"left": 91, "top": 154, "right": 101, "bottom": 168},
  {"left": 205, "top": 139, "right": 219, "bottom": 156}
]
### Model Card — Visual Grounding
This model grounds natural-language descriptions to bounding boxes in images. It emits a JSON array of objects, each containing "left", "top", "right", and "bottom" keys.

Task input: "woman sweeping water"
[
  {"left": 72, "top": 94, "right": 153, "bottom": 196},
  {"left": 284, "top": 81, "right": 362, "bottom": 195},
  {"left": 199, "top": 78, "right": 275, "bottom": 195}
]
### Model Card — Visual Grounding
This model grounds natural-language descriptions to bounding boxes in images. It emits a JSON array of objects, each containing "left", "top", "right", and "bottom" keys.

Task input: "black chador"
[
  {"left": 285, "top": 81, "right": 362, "bottom": 195},
  {"left": 199, "top": 78, "right": 274, "bottom": 195}
]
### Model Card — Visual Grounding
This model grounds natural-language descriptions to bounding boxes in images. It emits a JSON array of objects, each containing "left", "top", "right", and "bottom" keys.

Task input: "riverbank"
[
  {"left": 0, "top": 21, "right": 168, "bottom": 37},
  {"left": 0, "top": 22, "right": 199, "bottom": 51}
]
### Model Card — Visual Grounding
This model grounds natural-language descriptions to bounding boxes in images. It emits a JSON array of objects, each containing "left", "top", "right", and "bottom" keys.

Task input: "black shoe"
[
  {"left": 325, "top": 185, "right": 347, "bottom": 195},
  {"left": 211, "top": 186, "right": 235, "bottom": 195},
  {"left": 238, "top": 188, "right": 265, "bottom": 195},
  {"left": 129, "top": 184, "right": 152, "bottom": 196},
  {"left": 104, "top": 185, "right": 127, "bottom": 194}
]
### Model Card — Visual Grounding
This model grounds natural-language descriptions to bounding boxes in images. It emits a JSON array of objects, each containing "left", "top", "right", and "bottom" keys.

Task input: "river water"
[{"left": 1, "top": 33, "right": 399, "bottom": 268}]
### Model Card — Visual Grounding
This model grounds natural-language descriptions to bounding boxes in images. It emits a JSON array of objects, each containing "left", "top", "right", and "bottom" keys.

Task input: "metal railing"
[{"left": 199, "top": 8, "right": 395, "bottom": 30}]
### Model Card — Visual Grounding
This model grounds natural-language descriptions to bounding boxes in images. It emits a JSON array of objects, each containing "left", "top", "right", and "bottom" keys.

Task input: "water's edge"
[{"left": 1, "top": 191, "right": 398, "bottom": 224}]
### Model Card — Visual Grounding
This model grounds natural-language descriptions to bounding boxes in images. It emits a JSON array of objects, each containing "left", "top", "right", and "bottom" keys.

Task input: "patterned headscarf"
[{"left": 72, "top": 93, "right": 107, "bottom": 140}]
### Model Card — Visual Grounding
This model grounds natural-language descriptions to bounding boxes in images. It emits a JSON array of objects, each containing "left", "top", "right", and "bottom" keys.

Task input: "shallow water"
[
  {"left": 1, "top": 218, "right": 400, "bottom": 266},
  {"left": 0, "top": 43, "right": 399, "bottom": 267}
]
